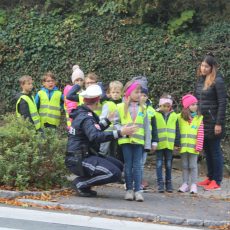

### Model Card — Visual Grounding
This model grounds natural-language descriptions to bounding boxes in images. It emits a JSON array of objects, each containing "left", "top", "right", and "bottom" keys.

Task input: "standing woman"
[{"left": 194, "top": 53, "right": 227, "bottom": 190}]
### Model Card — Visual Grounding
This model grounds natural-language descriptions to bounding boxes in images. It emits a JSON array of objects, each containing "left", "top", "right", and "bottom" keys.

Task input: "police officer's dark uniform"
[{"left": 66, "top": 84, "right": 124, "bottom": 197}]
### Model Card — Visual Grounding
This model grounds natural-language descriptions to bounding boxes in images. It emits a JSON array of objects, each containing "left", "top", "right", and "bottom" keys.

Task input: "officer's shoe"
[{"left": 71, "top": 183, "right": 97, "bottom": 197}]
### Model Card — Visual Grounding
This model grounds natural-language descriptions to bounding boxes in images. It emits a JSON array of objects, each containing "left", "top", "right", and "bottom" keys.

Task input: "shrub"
[{"left": 0, "top": 114, "right": 68, "bottom": 190}]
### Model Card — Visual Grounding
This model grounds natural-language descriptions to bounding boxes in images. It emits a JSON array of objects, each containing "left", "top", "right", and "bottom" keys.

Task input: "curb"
[
  {"left": 18, "top": 198, "right": 230, "bottom": 228},
  {"left": 0, "top": 188, "right": 67, "bottom": 198}
]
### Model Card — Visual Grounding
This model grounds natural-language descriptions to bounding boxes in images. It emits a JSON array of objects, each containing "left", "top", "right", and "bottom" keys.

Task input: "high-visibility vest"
[
  {"left": 38, "top": 90, "right": 62, "bottom": 127},
  {"left": 117, "top": 103, "right": 146, "bottom": 146},
  {"left": 16, "top": 95, "right": 41, "bottom": 130},
  {"left": 147, "top": 106, "right": 155, "bottom": 131},
  {"left": 155, "top": 111, "right": 178, "bottom": 150},
  {"left": 104, "top": 101, "right": 117, "bottom": 132},
  {"left": 178, "top": 114, "right": 203, "bottom": 155},
  {"left": 94, "top": 101, "right": 102, "bottom": 117}
]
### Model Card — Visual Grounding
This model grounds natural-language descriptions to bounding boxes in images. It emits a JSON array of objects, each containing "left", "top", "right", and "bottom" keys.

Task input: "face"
[
  {"left": 130, "top": 88, "right": 141, "bottom": 102},
  {"left": 74, "top": 78, "right": 84, "bottom": 87},
  {"left": 22, "top": 80, "right": 33, "bottom": 93},
  {"left": 140, "top": 93, "right": 148, "bottom": 104},
  {"left": 43, "top": 76, "right": 56, "bottom": 90},
  {"left": 85, "top": 78, "right": 96, "bottom": 88},
  {"left": 159, "top": 103, "right": 171, "bottom": 113},
  {"left": 110, "top": 88, "right": 122, "bottom": 100},
  {"left": 200, "top": 61, "right": 212, "bottom": 76},
  {"left": 189, "top": 103, "right": 198, "bottom": 113}
]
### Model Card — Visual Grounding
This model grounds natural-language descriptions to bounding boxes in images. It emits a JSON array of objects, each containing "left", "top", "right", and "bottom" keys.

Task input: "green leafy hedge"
[
  {"left": 0, "top": 8, "right": 229, "bottom": 135},
  {"left": 0, "top": 115, "right": 68, "bottom": 190}
]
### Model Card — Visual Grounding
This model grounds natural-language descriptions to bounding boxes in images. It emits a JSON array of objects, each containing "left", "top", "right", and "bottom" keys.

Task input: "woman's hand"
[
  {"left": 120, "top": 125, "right": 138, "bottom": 136},
  {"left": 214, "top": 125, "right": 222, "bottom": 135}
]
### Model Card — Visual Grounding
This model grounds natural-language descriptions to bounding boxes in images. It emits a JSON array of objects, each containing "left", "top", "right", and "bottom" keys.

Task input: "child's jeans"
[
  {"left": 141, "top": 152, "right": 147, "bottom": 182},
  {"left": 181, "top": 152, "right": 198, "bottom": 184},
  {"left": 156, "top": 149, "right": 173, "bottom": 183},
  {"left": 121, "top": 144, "right": 143, "bottom": 192}
]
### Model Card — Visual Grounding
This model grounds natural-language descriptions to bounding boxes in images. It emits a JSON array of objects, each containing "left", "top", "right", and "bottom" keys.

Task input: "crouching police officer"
[{"left": 66, "top": 84, "right": 137, "bottom": 197}]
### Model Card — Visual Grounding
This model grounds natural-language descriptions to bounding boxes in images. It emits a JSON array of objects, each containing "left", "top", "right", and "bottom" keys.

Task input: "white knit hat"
[{"left": 71, "top": 65, "right": 84, "bottom": 83}]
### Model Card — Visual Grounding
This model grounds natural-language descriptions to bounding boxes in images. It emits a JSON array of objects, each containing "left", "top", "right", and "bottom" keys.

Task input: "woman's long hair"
[
  {"left": 123, "top": 81, "right": 144, "bottom": 118},
  {"left": 197, "top": 54, "right": 217, "bottom": 90}
]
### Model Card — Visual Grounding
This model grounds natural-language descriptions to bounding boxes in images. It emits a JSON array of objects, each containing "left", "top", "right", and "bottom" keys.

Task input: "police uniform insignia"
[
  {"left": 69, "top": 126, "right": 76, "bottom": 135},
  {"left": 94, "top": 124, "right": 101, "bottom": 130},
  {"left": 88, "top": 112, "right": 93, "bottom": 116}
]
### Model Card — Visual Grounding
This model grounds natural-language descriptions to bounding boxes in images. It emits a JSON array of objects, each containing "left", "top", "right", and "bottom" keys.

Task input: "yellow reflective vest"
[
  {"left": 103, "top": 101, "right": 117, "bottom": 132},
  {"left": 16, "top": 95, "right": 41, "bottom": 130},
  {"left": 38, "top": 90, "right": 62, "bottom": 127},
  {"left": 117, "top": 103, "right": 146, "bottom": 146},
  {"left": 178, "top": 114, "right": 203, "bottom": 155},
  {"left": 155, "top": 111, "right": 178, "bottom": 150}
]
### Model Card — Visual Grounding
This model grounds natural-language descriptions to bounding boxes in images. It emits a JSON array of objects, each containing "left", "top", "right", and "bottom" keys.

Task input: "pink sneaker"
[
  {"left": 178, "top": 183, "right": 189, "bottom": 193},
  {"left": 190, "top": 184, "right": 197, "bottom": 194}
]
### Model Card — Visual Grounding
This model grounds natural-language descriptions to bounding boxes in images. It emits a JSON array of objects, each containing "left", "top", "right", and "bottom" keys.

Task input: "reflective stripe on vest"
[
  {"left": 117, "top": 103, "right": 146, "bottom": 145},
  {"left": 155, "top": 111, "right": 178, "bottom": 150},
  {"left": 178, "top": 114, "right": 203, "bottom": 155},
  {"left": 16, "top": 95, "right": 41, "bottom": 130},
  {"left": 38, "top": 90, "right": 62, "bottom": 127}
]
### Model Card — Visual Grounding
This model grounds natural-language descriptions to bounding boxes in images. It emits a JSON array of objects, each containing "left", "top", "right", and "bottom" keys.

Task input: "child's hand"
[
  {"left": 107, "top": 112, "right": 115, "bottom": 122},
  {"left": 174, "top": 146, "right": 180, "bottom": 151},
  {"left": 120, "top": 125, "right": 138, "bottom": 136},
  {"left": 151, "top": 145, "right": 157, "bottom": 152}
]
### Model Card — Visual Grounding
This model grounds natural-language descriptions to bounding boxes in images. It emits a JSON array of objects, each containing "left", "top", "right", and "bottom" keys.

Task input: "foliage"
[
  {"left": 0, "top": 7, "right": 229, "bottom": 135},
  {"left": 0, "top": 114, "right": 68, "bottom": 190},
  {"left": 168, "top": 10, "right": 196, "bottom": 34}
]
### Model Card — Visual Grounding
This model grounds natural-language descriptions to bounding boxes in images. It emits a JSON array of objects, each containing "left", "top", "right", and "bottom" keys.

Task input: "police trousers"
[{"left": 65, "top": 155, "right": 123, "bottom": 189}]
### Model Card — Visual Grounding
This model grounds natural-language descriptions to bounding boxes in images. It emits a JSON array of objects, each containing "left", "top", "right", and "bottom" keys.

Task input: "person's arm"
[
  {"left": 60, "top": 93, "right": 64, "bottom": 109},
  {"left": 215, "top": 76, "right": 227, "bottom": 125},
  {"left": 151, "top": 116, "right": 158, "bottom": 146},
  {"left": 100, "top": 103, "right": 109, "bottom": 120},
  {"left": 195, "top": 120, "right": 204, "bottom": 152},
  {"left": 144, "top": 114, "right": 151, "bottom": 151},
  {"left": 82, "top": 117, "right": 121, "bottom": 143},
  {"left": 18, "top": 99, "right": 33, "bottom": 123},
  {"left": 66, "top": 84, "right": 81, "bottom": 102},
  {"left": 174, "top": 119, "right": 181, "bottom": 147}
]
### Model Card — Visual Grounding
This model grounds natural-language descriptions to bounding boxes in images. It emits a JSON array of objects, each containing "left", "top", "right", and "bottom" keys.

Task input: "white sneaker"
[
  {"left": 125, "top": 190, "right": 134, "bottom": 201},
  {"left": 190, "top": 183, "right": 198, "bottom": 194},
  {"left": 178, "top": 183, "right": 189, "bottom": 193},
  {"left": 135, "top": 191, "right": 144, "bottom": 202}
]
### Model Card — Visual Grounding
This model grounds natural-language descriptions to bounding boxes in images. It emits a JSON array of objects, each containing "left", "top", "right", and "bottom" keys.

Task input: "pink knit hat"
[{"left": 182, "top": 94, "right": 198, "bottom": 108}]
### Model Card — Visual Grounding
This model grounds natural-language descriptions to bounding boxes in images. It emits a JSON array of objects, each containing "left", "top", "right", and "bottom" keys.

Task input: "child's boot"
[
  {"left": 166, "top": 180, "right": 173, "bottom": 193},
  {"left": 158, "top": 181, "right": 164, "bottom": 193}
]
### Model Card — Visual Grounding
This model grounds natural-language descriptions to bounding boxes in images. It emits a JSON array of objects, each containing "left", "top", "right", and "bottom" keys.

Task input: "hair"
[
  {"left": 19, "top": 75, "right": 32, "bottom": 86},
  {"left": 181, "top": 107, "right": 201, "bottom": 121},
  {"left": 160, "top": 93, "right": 172, "bottom": 100},
  {"left": 197, "top": 54, "right": 217, "bottom": 90},
  {"left": 42, "top": 71, "right": 56, "bottom": 82},
  {"left": 85, "top": 72, "right": 98, "bottom": 82},
  {"left": 123, "top": 81, "right": 144, "bottom": 118},
  {"left": 108, "top": 81, "right": 123, "bottom": 93}
]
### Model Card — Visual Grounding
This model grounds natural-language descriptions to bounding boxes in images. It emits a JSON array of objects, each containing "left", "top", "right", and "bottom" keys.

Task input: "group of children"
[{"left": 16, "top": 65, "right": 205, "bottom": 202}]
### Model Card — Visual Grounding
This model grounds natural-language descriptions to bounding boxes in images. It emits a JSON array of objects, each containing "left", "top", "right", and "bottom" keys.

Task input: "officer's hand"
[{"left": 120, "top": 125, "right": 138, "bottom": 136}]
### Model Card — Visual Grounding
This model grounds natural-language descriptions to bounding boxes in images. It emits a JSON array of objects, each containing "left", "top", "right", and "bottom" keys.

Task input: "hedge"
[{"left": 0, "top": 8, "right": 229, "bottom": 134}]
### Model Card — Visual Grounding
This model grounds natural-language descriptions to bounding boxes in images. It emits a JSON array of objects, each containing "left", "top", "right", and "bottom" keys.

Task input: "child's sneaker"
[
  {"left": 135, "top": 191, "right": 144, "bottom": 202},
  {"left": 124, "top": 190, "right": 134, "bottom": 201},
  {"left": 178, "top": 183, "right": 189, "bottom": 193},
  {"left": 158, "top": 182, "right": 164, "bottom": 193},
  {"left": 203, "top": 180, "right": 221, "bottom": 191},
  {"left": 197, "top": 178, "right": 211, "bottom": 187},
  {"left": 190, "top": 183, "right": 197, "bottom": 194},
  {"left": 166, "top": 181, "right": 173, "bottom": 193}
]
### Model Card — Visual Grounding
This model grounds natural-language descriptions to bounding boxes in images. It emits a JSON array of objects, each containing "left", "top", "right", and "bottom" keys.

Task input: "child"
[
  {"left": 140, "top": 87, "right": 158, "bottom": 191},
  {"left": 16, "top": 75, "right": 41, "bottom": 130},
  {"left": 64, "top": 65, "right": 84, "bottom": 129},
  {"left": 115, "top": 81, "right": 151, "bottom": 202},
  {"left": 100, "top": 81, "right": 123, "bottom": 157},
  {"left": 178, "top": 94, "right": 204, "bottom": 194},
  {"left": 35, "top": 71, "right": 64, "bottom": 128},
  {"left": 155, "top": 94, "right": 180, "bottom": 193}
]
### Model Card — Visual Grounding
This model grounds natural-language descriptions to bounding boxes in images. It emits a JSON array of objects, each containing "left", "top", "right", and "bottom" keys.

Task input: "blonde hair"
[
  {"left": 123, "top": 81, "right": 144, "bottom": 118},
  {"left": 85, "top": 72, "right": 98, "bottom": 82},
  {"left": 108, "top": 81, "right": 123, "bottom": 93},
  {"left": 19, "top": 75, "right": 32, "bottom": 86},
  {"left": 197, "top": 54, "right": 217, "bottom": 90},
  {"left": 42, "top": 71, "right": 56, "bottom": 82}
]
